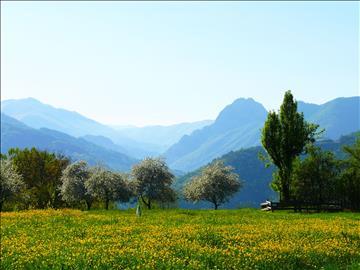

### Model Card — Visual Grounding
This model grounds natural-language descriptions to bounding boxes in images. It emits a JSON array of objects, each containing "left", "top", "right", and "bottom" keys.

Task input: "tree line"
[
  {"left": 1, "top": 91, "right": 359, "bottom": 211},
  {"left": 1, "top": 148, "right": 241, "bottom": 211}
]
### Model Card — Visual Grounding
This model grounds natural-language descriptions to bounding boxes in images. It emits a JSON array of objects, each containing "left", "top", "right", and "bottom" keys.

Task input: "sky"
[{"left": 1, "top": 1, "right": 359, "bottom": 126}]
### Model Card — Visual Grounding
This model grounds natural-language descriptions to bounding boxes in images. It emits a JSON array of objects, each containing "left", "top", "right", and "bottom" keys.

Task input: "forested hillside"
[{"left": 175, "top": 132, "right": 359, "bottom": 208}]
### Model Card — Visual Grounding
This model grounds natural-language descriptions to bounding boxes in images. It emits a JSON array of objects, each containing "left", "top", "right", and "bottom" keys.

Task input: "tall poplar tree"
[{"left": 261, "top": 91, "right": 319, "bottom": 202}]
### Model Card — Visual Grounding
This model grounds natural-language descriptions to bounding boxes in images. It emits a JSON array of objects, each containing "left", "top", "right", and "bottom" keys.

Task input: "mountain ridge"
[
  {"left": 1, "top": 98, "right": 214, "bottom": 157},
  {"left": 2, "top": 96, "right": 359, "bottom": 172},
  {"left": 165, "top": 96, "right": 359, "bottom": 172},
  {"left": 165, "top": 98, "right": 269, "bottom": 171},
  {"left": 1, "top": 113, "right": 138, "bottom": 171}
]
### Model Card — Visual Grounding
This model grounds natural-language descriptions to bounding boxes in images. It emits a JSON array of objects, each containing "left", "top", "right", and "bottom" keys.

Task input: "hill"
[
  {"left": 1, "top": 113, "right": 138, "bottom": 171},
  {"left": 175, "top": 132, "right": 359, "bottom": 208}
]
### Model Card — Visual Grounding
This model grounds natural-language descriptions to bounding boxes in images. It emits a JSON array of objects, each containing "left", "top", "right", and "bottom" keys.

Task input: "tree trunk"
[
  {"left": 281, "top": 182, "right": 290, "bottom": 203},
  {"left": 141, "top": 196, "right": 151, "bottom": 210},
  {"left": 214, "top": 203, "right": 218, "bottom": 210},
  {"left": 85, "top": 200, "right": 92, "bottom": 210},
  {"left": 0, "top": 201, "right": 3, "bottom": 212},
  {"left": 280, "top": 169, "right": 291, "bottom": 203},
  {"left": 105, "top": 199, "right": 109, "bottom": 210}
]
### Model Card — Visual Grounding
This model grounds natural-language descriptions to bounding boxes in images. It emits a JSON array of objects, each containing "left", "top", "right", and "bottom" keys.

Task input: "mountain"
[
  {"left": 111, "top": 120, "right": 213, "bottom": 153},
  {"left": 2, "top": 98, "right": 113, "bottom": 137},
  {"left": 2, "top": 96, "right": 358, "bottom": 170},
  {"left": 1, "top": 98, "right": 159, "bottom": 158},
  {"left": 175, "top": 132, "right": 359, "bottom": 209},
  {"left": 165, "top": 98, "right": 268, "bottom": 172},
  {"left": 298, "top": 96, "right": 360, "bottom": 140},
  {"left": 1, "top": 98, "right": 213, "bottom": 157},
  {"left": 166, "top": 96, "right": 359, "bottom": 172},
  {"left": 1, "top": 113, "right": 138, "bottom": 171},
  {"left": 81, "top": 135, "right": 129, "bottom": 154}
]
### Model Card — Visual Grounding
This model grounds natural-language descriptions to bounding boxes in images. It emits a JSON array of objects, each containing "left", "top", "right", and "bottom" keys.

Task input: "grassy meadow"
[{"left": 1, "top": 209, "right": 359, "bottom": 270}]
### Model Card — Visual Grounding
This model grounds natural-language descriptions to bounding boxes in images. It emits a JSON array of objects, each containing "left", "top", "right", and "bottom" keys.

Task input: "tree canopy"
[
  {"left": 7, "top": 148, "right": 69, "bottom": 209},
  {"left": 0, "top": 159, "right": 24, "bottom": 211},
  {"left": 338, "top": 138, "right": 360, "bottom": 210},
  {"left": 131, "top": 157, "right": 175, "bottom": 209},
  {"left": 86, "top": 167, "right": 131, "bottom": 210},
  {"left": 60, "top": 160, "right": 94, "bottom": 210},
  {"left": 292, "top": 146, "right": 339, "bottom": 204},
  {"left": 183, "top": 161, "right": 241, "bottom": 210}
]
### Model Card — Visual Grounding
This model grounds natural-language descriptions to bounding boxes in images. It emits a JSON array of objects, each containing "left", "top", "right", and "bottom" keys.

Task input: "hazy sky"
[{"left": 1, "top": 1, "right": 359, "bottom": 126}]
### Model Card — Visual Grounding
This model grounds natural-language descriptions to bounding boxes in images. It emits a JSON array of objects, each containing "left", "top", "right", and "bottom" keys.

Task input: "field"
[{"left": 1, "top": 209, "right": 360, "bottom": 270}]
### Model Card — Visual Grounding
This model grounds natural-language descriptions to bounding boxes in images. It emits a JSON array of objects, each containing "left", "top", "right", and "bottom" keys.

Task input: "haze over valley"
[
  {"left": 2, "top": 95, "right": 359, "bottom": 207},
  {"left": 2, "top": 96, "right": 359, "bottom": 170}
]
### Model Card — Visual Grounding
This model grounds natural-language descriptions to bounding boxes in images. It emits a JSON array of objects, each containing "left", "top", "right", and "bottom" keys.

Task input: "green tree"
[
  {"left": 0, "top": 159, "right": 25, "bottom": 211},
  {"left": 261, "top": 91, "right": 319, "bottom": 202},
  {"left": 183, "top": 160, "right": 241, "bottom": 210},
  {"left": 8, "top": 148, "right": 69, "bottom": 209},
  {"left": 292, "top": 146, "right": 340, "bottom": 205},
  {"left": 86, "top": 167, "right": 131, "bottom": 210},
  {"left": 338, "top": 138, "right": 360, "bottom": 210},
  {"left": 60, "top": 160, "right": 94, "bottom": 210},
  {"left": 131, "top": 157, "right": 175, "bottom": 209},
  {"left": 156, "top": 186, "right": 177, "bottom": 208}
]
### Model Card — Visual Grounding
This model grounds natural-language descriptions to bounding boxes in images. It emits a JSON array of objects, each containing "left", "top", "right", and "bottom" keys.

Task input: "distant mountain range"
[
  {"left": 165, "top": 96, "right": 360, "bottom": 172},
  {"left": 1, "top": 96, "right": 359, "bottom": 173},
  {"left": 111, "top": 120, "right": 213, "bottom": 153},
  {"left": 174, "top": 132, "right": 359, "bottom": 209},
  {"left": 1, "top": 98, "right": 157, "bottom": 158},
  {"left": 298, "top": 97, "right": 360, "bottom": 140},
  {"left": 1, "top": 98, "right": 212, "bottom": 157},
  {"left": 1, "top": 114, "right": 138, "bottom": 171}
]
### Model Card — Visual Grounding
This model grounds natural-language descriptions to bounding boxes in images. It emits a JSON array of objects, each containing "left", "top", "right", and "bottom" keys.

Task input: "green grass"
[{"left": 1, "top": 208, "right": 360, "bottom": 269}]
